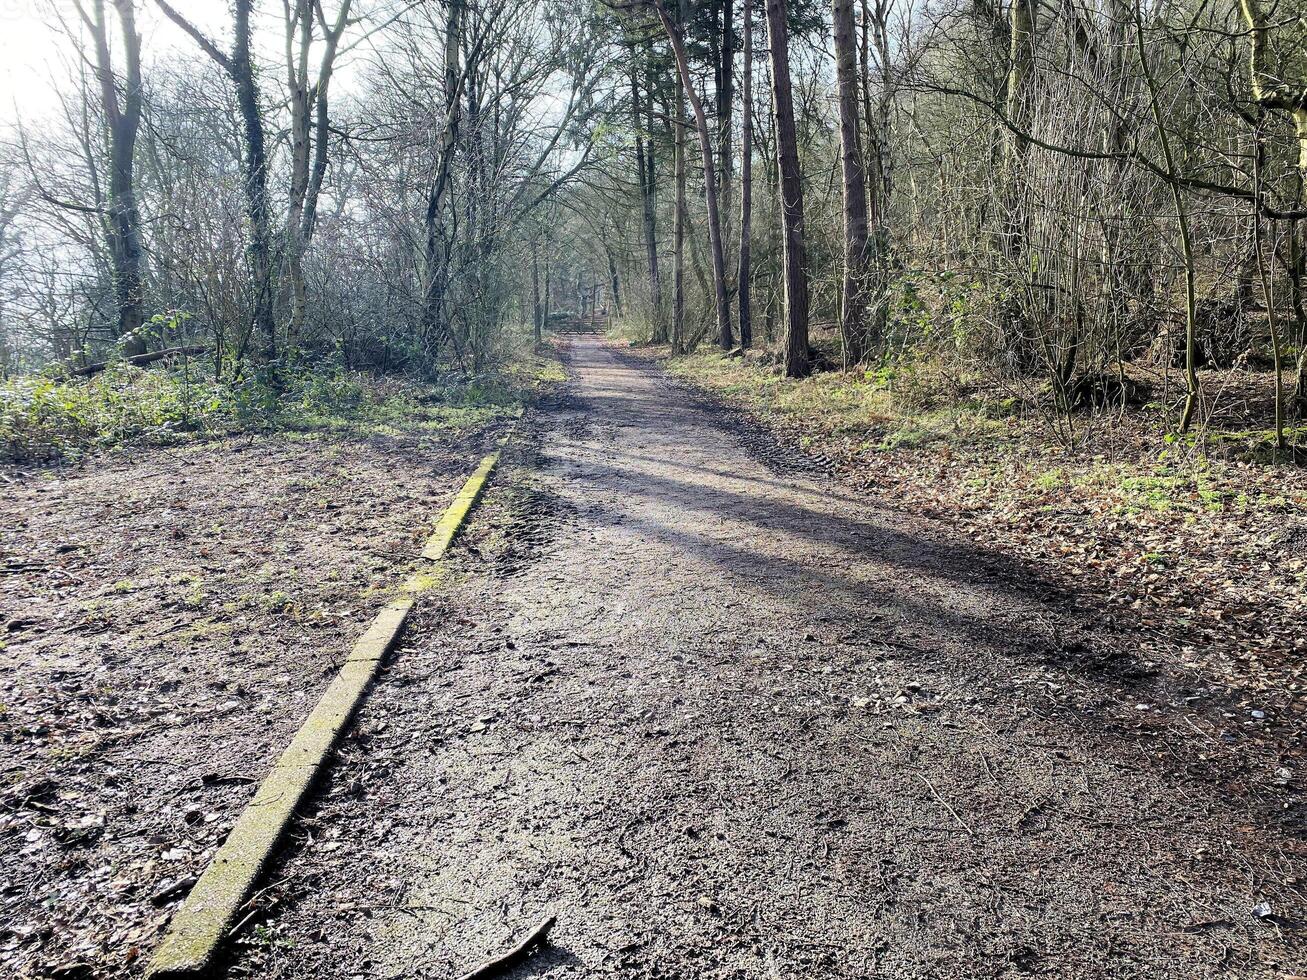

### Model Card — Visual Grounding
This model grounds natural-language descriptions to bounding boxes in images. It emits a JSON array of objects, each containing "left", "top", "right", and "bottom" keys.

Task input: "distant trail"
[{"left": 253, "top": 333, "right": 1302, "bottom": 980}]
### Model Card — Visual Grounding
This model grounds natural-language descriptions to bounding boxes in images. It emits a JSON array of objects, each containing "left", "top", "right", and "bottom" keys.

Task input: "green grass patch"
[
  {"left": 1118, "top": 473, "right": 1187, "bottom": 512},
  {"left": 665, "top": 350, "right": 1010, "bottom": 454},
  {"left": 660, "top": 347, "right": 1304, "bottom": 530},
  {"left": 1035, "top": 467, "right": 1067, "bottom": 491},
  {"left": 1, "top": 346, "right": 558, "bottom": 463},
  {"left": 668, "top": 351, "right": 895, "bottom": 434}
]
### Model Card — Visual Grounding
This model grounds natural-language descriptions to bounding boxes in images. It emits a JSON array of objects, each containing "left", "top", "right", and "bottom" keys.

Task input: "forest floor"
[
  {"left": 0, "top": 395, "right": 523, "bottom": 977},
  {"left": 199, "top": 333, "right": 1303, "bottom": 979}
]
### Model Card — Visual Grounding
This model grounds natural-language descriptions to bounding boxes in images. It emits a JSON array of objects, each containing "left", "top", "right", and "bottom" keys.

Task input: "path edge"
[{"left": 145, "top": 431, "right": 513, "bottom": 978}]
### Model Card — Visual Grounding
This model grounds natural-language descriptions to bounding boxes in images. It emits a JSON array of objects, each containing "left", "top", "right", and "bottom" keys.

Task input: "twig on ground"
[
  {"left": 458, "top": 915, "right": 557, "bottom": 980},
  {"left": 917, "top": 774, "right": 974, "bottom": 835},
  {"left": 225, "top": 874, "right": 290, "bottom": 938}
]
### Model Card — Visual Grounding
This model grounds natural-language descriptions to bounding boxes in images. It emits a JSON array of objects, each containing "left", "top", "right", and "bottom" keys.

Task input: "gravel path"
[{"left": 243, "top": 334, "right": 1304, "bottom": 979}]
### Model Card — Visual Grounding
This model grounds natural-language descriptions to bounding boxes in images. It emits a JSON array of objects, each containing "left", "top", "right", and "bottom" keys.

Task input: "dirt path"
[{"left": 241, "top": 335, "right": 1303, "bottom": 979}]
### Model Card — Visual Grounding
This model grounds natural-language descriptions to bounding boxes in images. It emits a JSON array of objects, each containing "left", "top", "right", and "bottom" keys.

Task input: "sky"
[
  {"left": 0, "top": 2, "right": 270, "bottom": 125},
  {"left": 0, "top": 0, "right": 584, "bottom": 164}
]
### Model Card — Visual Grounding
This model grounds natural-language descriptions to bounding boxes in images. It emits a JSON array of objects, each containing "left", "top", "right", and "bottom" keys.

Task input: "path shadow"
[
  {"left": 524, "top": 355, "right": 1302, "bottom": 838},
  {"left": 535, "top": 470, "right": 1300, "bottom": 832}
]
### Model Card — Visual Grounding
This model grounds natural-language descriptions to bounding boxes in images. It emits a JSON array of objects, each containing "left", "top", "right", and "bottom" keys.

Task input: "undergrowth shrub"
[
  {"left": 878, "top": 358, "right": 965, "bottom": 414},
  {"left": 0, "top": 353, "right": 538, "bottom": 463}
]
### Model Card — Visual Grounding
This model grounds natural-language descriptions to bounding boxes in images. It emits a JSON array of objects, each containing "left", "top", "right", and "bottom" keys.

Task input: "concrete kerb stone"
[{"left": 145, "top": 439, "right": 510, "bottom": 978}]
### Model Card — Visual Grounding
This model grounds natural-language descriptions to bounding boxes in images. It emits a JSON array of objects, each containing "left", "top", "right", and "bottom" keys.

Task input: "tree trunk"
[
  {"left": 1100, "top": 0, "right": 1137, "bottom": 359},
  {"left": 607, "top": 247, "right": 624, "bottom": 318},
  {"left": 974, "top": 0, "right": 1010, "bottom": 223},
  {"left": 0, "top": 230, "right": 13, "bottom": 376},
  {"left": 1251, "top": 206, "right": 1285, "bottom": 450},
  {"left": 738, "top": 0, "right": 754, "bottom": 349},
  {"left": 717, "top": 0, "right": 735, "bottom": 278},
  {"left": 232, "top": 0, "right": 276, "bottom": 363},
  {"left": 1238, "top": 0, "right": 1307, "bottom": 176},
  {"left": 655, "top": 0, "right": 734, "bottom": 350},
  {"left": 1237, "top": 0, "right": 1307, "bottom": 408},
  {"left": 1003, "top": 0, "right": 1034, "bottom": 259},
  {"left": 420, "top": 0, "right": 464, "bottom": 359},
  {"left": 1133, "top": 0, "right": 1199, "bottom": 431},
  {"left": 89, "top": 0, "right": 146, "bottom": 356},
  {"left": 631, "top": 51, "right": 663, "bottom": 339},
  {"left": 765, "top": 0, "right": 809, "bottom": 376},
  {"left": 155, "top": 0, "right": 280, "bottom": 364},
  {"left": 285, "top": 0, "right": 312, "bottom": 345},
  {"left": 532, "top": 240, "right": 543, "bottom": 343},
  {"left": 544, "top": 261, "right": 552, "bottom": 328},
  {"left": 672, "top": 13, "right": 687, "bottom": 355},
  {"left": 833, "top": 0, "right": 871, "bottom": 366},
  {"left": 860, "top": 0, "right": 891, "bottom": 343},
  {"left": 285, "top": 0, "right": 352, "bottom": 343},
  {"left": 1287, "top": 214, "right": 1307, "bottom": 409}
]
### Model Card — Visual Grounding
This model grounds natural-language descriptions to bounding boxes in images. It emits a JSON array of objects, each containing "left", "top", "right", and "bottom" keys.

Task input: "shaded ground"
[
  {"left": 0, "top": 421, "right": 508, "bottom": 978},
  {"left": 655, "top": 346, "right": 1307, "bottom": 762},
  {"left": 235, "top": 335, "right": 1304, "bottom": 979}
]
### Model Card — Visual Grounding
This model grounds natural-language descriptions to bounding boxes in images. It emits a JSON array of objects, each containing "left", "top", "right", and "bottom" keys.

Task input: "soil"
[
  {"left": 0, "top": 422, "right": 506, "bottom": 979},
  {"left": 219, "top": 335, "right": 1305, "bottom": 979}
]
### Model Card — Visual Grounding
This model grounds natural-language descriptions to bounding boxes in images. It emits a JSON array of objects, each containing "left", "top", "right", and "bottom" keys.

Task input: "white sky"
[{"left": 0, "top": 1, "right": 283, "bottom": 125}]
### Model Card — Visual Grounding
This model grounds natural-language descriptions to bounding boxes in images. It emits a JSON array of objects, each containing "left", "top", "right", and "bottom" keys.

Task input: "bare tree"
[
  {"left": 833, "top": 0, "right": 871, "bottom": 366},
  {"left": 0, "top": 161, "right": 24, "bottom": 376},
  {"left": 737, "top": 0, "right": 754, "bottom": 348},
  {"left": 283, "top": 0, "right": 354, "bottom": 342},
  {"left": 1237, "top": 0, "right": 1307, "bottom": 406},
  {"left": 765, "top": 0, "right": 808, "bottom": 376},
  {"left": 859, "top": 0, "right": 892, "bottom": 340},
  {"left": 1131, "top": 0, "right": 1199, "bottom": 431},
  {"left": 630, "top": 44, "right": 664, "bottom": 338},
  {"left": 672, "top": 0, "right": 687, "bottom": 353},
  {"left": 419, "top": 0, "right": 466, "bottom": 360},
  {"left": 155, "top": 0, "right": 277, "bottom": 363},
  {"left": 652, "top": 0, "right": 734, "bottom": 349},
  {"left": 76, "top": 0, "right": 145, "bottom": 355}
]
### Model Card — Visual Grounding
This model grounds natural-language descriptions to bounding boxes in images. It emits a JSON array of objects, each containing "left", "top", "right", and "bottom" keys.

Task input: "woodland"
[
  {"left": 2, "top": 1, "right": 1307, "bottom": 977},
  {"left": 0, "top": 0, "right": 1303, "bottom": 449}
]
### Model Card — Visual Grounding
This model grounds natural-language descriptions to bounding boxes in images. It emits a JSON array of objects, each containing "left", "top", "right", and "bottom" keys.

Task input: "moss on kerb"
[
  {"left": 421, "top": 451, "right": 500, "bottom": 560},
  {"left": 145, "top": 446, "right": 504, "bottom": 978},
  {"left": 146, "top": 765, "right": 320, "bottom": 977},
  {"left": 344, "top": 600, "right": 412, "bottom": 662},
  {"left": 400, "top": 570, "right": 446, "bottom": 596}
]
